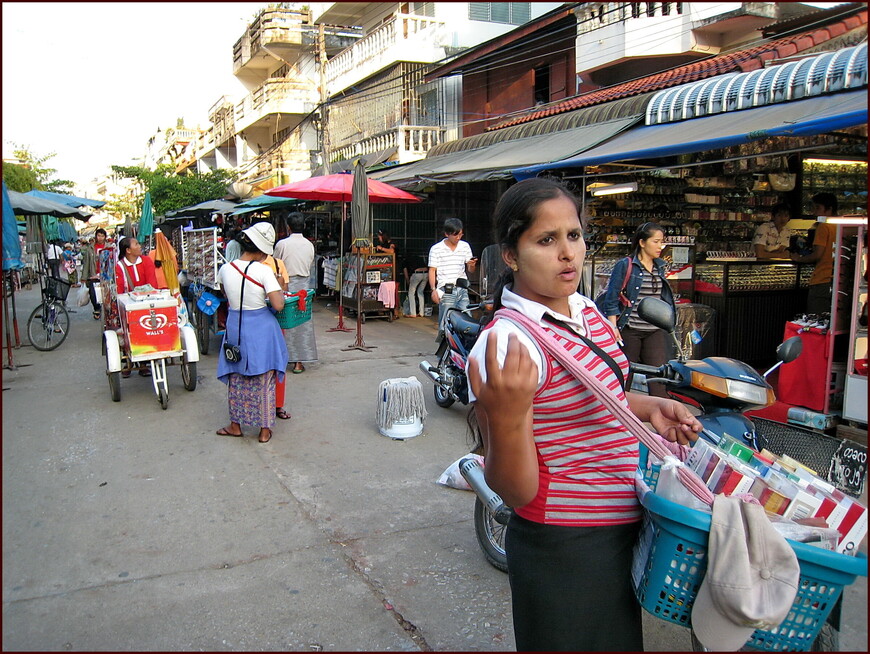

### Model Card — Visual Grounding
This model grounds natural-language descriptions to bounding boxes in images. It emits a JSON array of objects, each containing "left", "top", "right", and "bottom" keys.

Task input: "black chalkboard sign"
[{"left": 829, "top": 439, "right": 868, "bottom": 497}]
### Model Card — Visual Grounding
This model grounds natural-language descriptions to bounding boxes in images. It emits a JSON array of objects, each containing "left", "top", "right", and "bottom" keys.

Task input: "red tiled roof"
[{"left": 487, "top": 9, "right": 867, "bottom": 131}]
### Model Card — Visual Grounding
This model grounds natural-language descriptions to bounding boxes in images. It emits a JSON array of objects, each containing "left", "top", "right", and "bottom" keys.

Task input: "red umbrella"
[
  {"left": 267, "top": 173, "right": 420, "bottom": 333},
  {"left": 265, "top": 173, "right": 421, "bottom": 203}
]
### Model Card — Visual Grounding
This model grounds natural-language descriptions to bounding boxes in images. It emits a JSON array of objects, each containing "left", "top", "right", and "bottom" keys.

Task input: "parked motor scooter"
[
  {"left": 418, "top": 278, "right": 486, "bottom": 408},
  {"left": 459, "top": 295, "right": 803, "bottom": 572}
]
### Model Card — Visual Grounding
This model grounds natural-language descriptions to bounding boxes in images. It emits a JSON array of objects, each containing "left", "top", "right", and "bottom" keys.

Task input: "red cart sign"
[{"left": 119, "top": 294, "right": 182, "bottom": 359}]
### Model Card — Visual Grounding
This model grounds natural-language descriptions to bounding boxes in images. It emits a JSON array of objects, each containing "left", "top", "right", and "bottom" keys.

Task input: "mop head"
[{"left": 376, "top": 377, "right": 427, "bottom": 429}]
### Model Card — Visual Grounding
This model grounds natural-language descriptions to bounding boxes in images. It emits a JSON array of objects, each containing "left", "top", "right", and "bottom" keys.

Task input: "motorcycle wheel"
[
  {"left": 433, "top": 347, "right": 456, "bottom": 408},
  {"left": 473, "top": 496, "right": 508, "bottom": 572}
]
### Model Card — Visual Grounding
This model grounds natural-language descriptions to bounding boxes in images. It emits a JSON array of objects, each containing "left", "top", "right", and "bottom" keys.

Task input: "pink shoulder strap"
[{"left": 495, "top": 307, "right": 714, "bottom": 507}]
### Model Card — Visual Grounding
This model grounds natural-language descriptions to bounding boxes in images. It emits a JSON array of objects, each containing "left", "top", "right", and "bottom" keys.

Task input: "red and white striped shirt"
[{"left": 467, "top": 288, "right": 641, "bottom": 526}]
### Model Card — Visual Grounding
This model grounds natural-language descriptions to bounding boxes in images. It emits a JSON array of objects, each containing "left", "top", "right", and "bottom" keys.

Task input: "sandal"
[
  {"left": 92, "top": 311, "right": 101, "bottom": 320},
  {"left": 292, "top": 363, "right": 305, "bottom": 374},
  {"left": 216, "top": 427, "right": 243, "bottom": 437},
  {"left": 258, "top": 429, "right": 272, "bottom": 443},
  {"left": 138, "top": 367, "right": 152, "bottom": 377},
  {"left": 276, "top": 408, "right": 291, "bottom": 420}
]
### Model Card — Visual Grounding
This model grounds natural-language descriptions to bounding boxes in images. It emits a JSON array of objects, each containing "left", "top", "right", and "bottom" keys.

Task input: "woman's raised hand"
[{"left": 468, "top": 331, "right": 538, "bottom": 429}]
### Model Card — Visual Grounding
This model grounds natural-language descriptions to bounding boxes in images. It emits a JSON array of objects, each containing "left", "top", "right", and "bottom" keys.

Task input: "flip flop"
[
  {"left": 292, "top": 364, "right": 305, "bottom": 374},
  {"left": 258, "top": 429, "right": 272, "bottom": 443},
  {"left": 276, "top": 408, "right": 291, "bottom": 420},
  {"left": 216, "top": 427, "right": 243, "bottom": 437}
]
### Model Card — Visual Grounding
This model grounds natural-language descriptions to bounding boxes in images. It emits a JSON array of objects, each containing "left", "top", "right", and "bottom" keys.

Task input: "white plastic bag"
[
  {"left": 437, "top": 453, "right": 484, "bottom": 491},
  {"left": 76, "top": 284, "right": 90, "bottom": 307},
  {"left": 656, "top": 456, "right": 712, "bottom": 513}
]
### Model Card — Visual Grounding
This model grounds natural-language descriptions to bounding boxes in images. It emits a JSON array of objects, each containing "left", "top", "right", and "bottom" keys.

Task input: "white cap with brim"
[
  {"left": 242, "top": 222, "right": 275, "bottom": 255},
  {"left": 691, "top": 495, "right": 800, "bottom": 651}
]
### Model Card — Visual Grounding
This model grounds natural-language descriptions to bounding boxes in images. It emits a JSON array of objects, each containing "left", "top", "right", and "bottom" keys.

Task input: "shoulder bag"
[{"left": 223, "top": 261, "right": 256, "bottom": 363}]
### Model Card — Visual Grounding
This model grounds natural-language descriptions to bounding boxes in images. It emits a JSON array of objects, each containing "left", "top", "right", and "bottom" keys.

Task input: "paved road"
[{"left": 2, "top": 286, "right": 866, "bottom": 651}]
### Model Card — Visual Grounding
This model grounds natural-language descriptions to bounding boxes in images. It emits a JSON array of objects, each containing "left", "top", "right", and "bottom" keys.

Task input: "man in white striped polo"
[{"left": 428, "top": 218, "right": 478, "bottom": 334}]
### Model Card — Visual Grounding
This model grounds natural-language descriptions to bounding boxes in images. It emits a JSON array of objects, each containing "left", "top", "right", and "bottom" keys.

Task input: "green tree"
[
  {"left": 110, "top": 164, "right": 236, "bottom": 216},
  {"left": 102, "top": 193, "right": 139, "bottom": 223},
  {"left": 11, "top": 145, "right": 74, "bottom": 193},
  {"left": 2, "top": 161, "right": 42, "bottom": 192}
]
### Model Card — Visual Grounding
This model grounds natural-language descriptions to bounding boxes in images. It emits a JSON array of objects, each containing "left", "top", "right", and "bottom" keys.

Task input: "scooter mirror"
[
  {"left": 637, "top": 297, "right": 676, "bottom": 333},
  {"left": 456, "top": 278, "right": 470, "bottom": 289},
  {"left": 776, "top": 336, "right": 802, "bottom": 364}
]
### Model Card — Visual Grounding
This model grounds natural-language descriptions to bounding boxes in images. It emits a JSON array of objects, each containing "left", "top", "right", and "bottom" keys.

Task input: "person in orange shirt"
[{"left": 790, "top": 192, "right": 837, "bottom": 314}]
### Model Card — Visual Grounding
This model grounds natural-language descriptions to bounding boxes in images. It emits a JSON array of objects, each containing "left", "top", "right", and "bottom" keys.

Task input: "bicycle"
[{"left": 26, "top": 274, "right": 71, "bottom": 351}]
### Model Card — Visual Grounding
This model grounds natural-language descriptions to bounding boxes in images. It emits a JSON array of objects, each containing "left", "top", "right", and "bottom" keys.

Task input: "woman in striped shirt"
[{"left": 467, "top": 178, "right": 700, "bottom": 651}]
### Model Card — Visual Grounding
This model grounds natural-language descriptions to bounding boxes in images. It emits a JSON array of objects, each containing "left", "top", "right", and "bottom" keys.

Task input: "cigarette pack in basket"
[
  {"left": 633, "top": 445, "right": 867, "bottom": 651},
  {"left": 274, "top": 289, "right": 314, "bottom": 329}
]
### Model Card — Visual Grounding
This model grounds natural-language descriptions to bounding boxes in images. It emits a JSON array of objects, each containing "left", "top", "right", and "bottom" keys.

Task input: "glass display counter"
[{"left": 694, "top": 261, "right": 813, "bottom": 365}]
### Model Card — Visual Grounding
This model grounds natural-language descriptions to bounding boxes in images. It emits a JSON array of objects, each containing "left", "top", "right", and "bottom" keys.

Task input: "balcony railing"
[
  {"left": 331, "top": 126, "right": 444, "bottom": 165},
  {"left": 234, "top": 79, "right": 319, "bottom": 132},
  {"left": 233, "top": 8, "right": 308, "bottom": 73},
  {"left": 326, "top": 14, "right": 445, "bottom": 95}
]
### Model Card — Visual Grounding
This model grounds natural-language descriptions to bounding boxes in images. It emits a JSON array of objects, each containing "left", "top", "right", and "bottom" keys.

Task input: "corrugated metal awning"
[
  {"left": 514, "top": 89, "right": 868, "bottom": 178},
  {"left": 369, "top": 95, "right": 653, "bottom": 188}
]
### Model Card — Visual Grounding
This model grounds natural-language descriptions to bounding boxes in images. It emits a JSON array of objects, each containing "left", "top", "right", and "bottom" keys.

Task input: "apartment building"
[{"left": 185, "top": 3, "right": 561, "bottom": 191}]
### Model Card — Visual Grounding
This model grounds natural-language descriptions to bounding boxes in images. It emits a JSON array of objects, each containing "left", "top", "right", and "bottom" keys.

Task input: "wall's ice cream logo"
[{"left": 139, "top": 312, "right": 169, "bottom": 331}]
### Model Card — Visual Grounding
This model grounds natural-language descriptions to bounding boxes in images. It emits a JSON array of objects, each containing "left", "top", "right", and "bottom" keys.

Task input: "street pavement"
[{"left": 2, "top": 285, "right": 866, "bottom": 651}]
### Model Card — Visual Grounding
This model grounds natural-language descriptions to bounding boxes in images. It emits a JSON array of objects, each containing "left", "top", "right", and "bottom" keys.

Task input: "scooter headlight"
[
  {"left": 690, "top": 373, "right": 774, "bottom": 407},
  {"left": 726, "top": 380, "right": 775, "bottom": 407}
]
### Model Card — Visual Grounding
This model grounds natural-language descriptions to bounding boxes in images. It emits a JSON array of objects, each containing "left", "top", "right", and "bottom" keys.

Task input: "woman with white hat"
[{"left": 215, "top": 222, "right": 289, "bottom": 443}]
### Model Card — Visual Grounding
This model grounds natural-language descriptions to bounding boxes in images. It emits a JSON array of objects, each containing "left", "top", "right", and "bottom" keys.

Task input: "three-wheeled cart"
[{"left": 100, "top": 247, "right": 199, "bottom": 409}]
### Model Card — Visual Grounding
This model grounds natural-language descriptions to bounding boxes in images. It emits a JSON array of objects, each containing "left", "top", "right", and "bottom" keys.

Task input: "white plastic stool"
[{"left": 376, "top": 377, "right": 427, "bottom": 440}]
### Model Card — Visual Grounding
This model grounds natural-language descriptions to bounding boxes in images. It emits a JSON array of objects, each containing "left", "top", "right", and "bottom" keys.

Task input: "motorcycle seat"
[{"left": 447, "top": 310, "right": 482, "bottom": 339}]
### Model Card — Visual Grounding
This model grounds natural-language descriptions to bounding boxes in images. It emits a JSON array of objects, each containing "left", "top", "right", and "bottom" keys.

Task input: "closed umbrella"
[
  {"left": 347, "top": 160, "right": 373, "bottom": 351},
  {"left": 138, "top": 192, "right": 154, "bottom": 240},
  {"left": 152, "top": 229, "right": 179, "bottom": 295}
]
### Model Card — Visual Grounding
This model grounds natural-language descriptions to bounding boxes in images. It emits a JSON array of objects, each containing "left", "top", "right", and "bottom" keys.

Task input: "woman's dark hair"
[
  {"left": 235, "top": 231, "right": 261, "bottom": 254},
  {"left": 95, "top": 228, "right": 107, "bottom": 237},
  {"left": 118, "top": 237, "right": 135, "bottom": 259},
  {"left": 466, "top": 177, "right": 580, "bottom": 451},
  {"left": 630, "top": 222, "right": 664, "bottom": 257},
  {"left": 488, "top": 178, "right": 581, "bottom": 316}
]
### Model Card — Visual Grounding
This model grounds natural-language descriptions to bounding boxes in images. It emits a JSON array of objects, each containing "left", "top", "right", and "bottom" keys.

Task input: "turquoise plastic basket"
[
  {"left": 634, "top": 445, "right": 868, "bottom": 651},
  {"left": 275, "top": 289, "right": 314, "bottom": 329}
]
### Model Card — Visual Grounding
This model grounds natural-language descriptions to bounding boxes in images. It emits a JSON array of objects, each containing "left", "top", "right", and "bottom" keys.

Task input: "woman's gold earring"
[{"left": 510, "top": 263, "right": 519, "bottom": 272}]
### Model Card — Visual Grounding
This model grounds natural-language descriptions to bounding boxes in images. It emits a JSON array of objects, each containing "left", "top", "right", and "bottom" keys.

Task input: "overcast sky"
[
  {"left": 2, "top": 2, "right": 847, "bottom": 194},
  {"left": 2, "top": 2, "right": 262, "bottom": 191}
]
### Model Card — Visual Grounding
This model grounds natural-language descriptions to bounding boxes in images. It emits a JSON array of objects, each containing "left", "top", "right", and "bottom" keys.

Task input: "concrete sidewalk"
[{"left": 2, "top": 286, "right": 866, "bottom": 651}]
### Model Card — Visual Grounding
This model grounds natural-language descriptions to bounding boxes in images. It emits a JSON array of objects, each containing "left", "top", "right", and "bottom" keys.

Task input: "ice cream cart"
[{"left": 101, "top": 248, "right": 199, "bottom": 409}]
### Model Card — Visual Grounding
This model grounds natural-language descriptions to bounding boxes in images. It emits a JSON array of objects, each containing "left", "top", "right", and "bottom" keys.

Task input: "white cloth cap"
[
  {"left": 691, "top": 494, "right": 800, "bottom": 651},
  {"left": 243, "top": 222, "right": 275, "bottom": 255}
]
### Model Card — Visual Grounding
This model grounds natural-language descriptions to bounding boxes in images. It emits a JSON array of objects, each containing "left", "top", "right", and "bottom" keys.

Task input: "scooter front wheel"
[
  {"left": 433, "top": 347, "right": 456, "bottom": 408},
  {"left": 474, "top": 496, "right": 508, "bottom": 572}
]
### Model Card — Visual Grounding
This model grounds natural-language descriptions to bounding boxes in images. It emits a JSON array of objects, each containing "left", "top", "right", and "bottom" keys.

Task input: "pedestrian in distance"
[
  {"left": 45, "top": 239, "right": 63, "bottom": 280},
  {"left": 273, "top": 212, "right": 318, "bottom": 375},
  {"left": 598, "top": 221, "right": 676, "bottom": 397},
  {"left": 428, "top": 218, "right": 477, "bottom": 333},
  {"left": 403, "top": 252, "right": 429, "bottom": 317},
  {"left": 62, "top": 242, "right": 79, "bottom": 286},
  {"left": 790, "top": 192, "right": 838, "bottom": 315},
  {"left": 467, "top": 177, "right": 701, "bottom": 652},
  {"left": 80, "top": 228, "right": 108, "bottom": 320},
  {"left": 215, "top": 222, "right": 289, "bottom": 444},
  {"left": 753, "top": 203, "right": 793, "bottom": 259}
]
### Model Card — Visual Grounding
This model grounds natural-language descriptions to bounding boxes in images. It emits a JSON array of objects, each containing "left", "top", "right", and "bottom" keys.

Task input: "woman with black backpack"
[{"left": 598, "top": 222, "right": 675, "bottom": 397}]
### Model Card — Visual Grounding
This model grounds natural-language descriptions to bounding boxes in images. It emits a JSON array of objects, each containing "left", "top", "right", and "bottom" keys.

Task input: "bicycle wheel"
[
  {"left": 27, "top": 300, "right": 70, "bottom": 351},
  {"left": 196, "top": 310, "right": 210, "bottom": 355}
]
